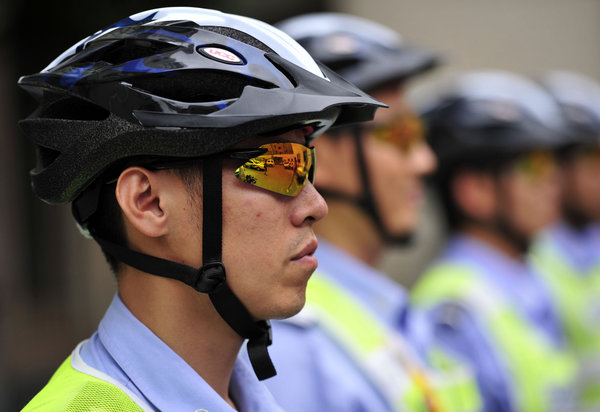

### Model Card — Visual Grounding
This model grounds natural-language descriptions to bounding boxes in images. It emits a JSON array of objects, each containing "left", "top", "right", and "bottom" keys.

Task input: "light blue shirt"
[
  {"left": 411, "top": 234, "right": 565, "bottom": 412},
  {"left": 265, "top": 239, "right": 412, "bottom": 412},
  {"left": 535, "top": 221, "right": 600, "bottom": 274},
  {"left": 80, "top": 294, "right": 283, "bottom": 412}
]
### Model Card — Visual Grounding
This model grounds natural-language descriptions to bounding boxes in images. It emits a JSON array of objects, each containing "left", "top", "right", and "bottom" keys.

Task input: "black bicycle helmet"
[
  {"left": 278, "top": 13, "right": 439, "bottom": 244},
  {"left": 276, "top": 12, "right": 440, "bottom": 93},
  {"left": 422, "top": 70, "right": 566, "bottom": 169},
  {"left": 20, "top": 8, "right": 382, "bottom": 205},
  {"left": 18, "top": 7, "right": 384, "bottom": 380},
  {"left": 539, "top": 70, "right": 600, "bottom": 148}
]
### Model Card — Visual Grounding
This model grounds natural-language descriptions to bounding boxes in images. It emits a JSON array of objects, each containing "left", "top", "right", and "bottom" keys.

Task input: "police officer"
[
  {"left": 18, "top": 7, "right": 383, "bottom": 410},
  {"left": 529, "top": 71, "right": 600, "bottom": 412},
  {"left": 411, "top": 70, "right": 579, "bottom": 412},
  {"left": 265, "top": 13, "right": 481, "bottom": 412}
]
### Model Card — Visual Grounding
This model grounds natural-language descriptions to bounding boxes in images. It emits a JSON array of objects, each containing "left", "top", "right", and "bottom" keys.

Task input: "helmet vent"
[
  {"left": 264, "top": 55, "right": 298, "bottom": 88},
  {"left": 129, "top": 70, "right": 276, "bottom": 103},
  {"left": 35, "top": 146, "right": 61, "bottom": 170},
  {"left": 80, "top": 39, "right": 179, "bottom": 67},
  {"left": 200, "top": 26, "right": 275, "bottom": 54}
]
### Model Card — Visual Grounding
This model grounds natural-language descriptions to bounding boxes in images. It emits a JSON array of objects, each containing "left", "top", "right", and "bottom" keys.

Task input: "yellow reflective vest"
[
  {"left": 22, "top": 343, "right": 152, "bottom": 411},
  {"left": 412, "top": 263, "right": 579, "bottom": 412},
  {"left": 530, "top": 234, "right": 600, "bottom": 412},
  {"left": 302, "top": 272, "right": 482, "bottom": 412}
]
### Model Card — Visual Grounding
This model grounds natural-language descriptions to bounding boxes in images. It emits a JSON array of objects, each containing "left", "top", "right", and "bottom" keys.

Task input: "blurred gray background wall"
[{"left": 1, "top": 0, "right": 598, "bottom": 409}]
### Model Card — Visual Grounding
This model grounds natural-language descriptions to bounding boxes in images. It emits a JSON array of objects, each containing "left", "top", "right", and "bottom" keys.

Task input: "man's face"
[
  {"left": 116, "top": 129, "right": 325, "bottom": 321},
  {"left": 213, "top": 130, "right": 328, "bottom": 320},
  {"left": 561, "top": 146, "right": 600, "bottom": 222},
  {"left": 497, "top": 150, "right": 562, "bottom": 240},
  {"left": 362, "top": 85, "right": 437, "bottom": 236}
]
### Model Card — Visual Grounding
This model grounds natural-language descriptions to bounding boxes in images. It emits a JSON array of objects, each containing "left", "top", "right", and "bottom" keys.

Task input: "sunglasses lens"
[
  {"left": 514, "top": 150, "right": 557, "bottom": 179},
  {"left": 234, "top": 143, "right": 315, "bottom": 196},
  {"left": 372, "top": 111, "right": 424, "bottom": 152}
]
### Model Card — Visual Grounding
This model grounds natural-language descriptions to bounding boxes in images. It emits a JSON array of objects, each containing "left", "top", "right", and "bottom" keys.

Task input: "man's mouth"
[{"left": 291, "top": 238, "right": 318, "bottom": 261}]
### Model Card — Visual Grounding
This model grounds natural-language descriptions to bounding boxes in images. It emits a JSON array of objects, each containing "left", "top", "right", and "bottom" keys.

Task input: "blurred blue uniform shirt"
[
  {"left": 79, "top": 294, "right": 283, "bottom": 412},
  {"left": 411, "top": 234, "right": 564, "bottom": 412},
  {"left": 539, "top": 221, "right": 600, "bottom": 273},
  {"left": 265, "top": 239, "right": 413, "bottom": 411}
]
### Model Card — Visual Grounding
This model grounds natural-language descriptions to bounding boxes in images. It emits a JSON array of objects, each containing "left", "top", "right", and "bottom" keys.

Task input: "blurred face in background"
[
  {"left": 313, "top": 82, "right": 437, "bottom": 239},
  {"left": 362, "top": 83, "right": 437, "bottom": 236},
  {"left": 497, "top": 149, "right": 562, "bottom": 240},
  {"left": 560, "top": 146, "right": 600, "bottom": 223}
]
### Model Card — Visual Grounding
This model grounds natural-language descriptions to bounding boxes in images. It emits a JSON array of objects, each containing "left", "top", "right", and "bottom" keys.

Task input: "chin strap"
[
  {"left": 202, "top": 156, "right": 276, "bottom": 380},
  {"left": 486, "top": 173, "right": 530, "bottom": 257},
  {"left": 319, "top": 126, "right": 412, "bottom": 246},
  {"left": 75, "top": 156, "right": 276, "bottom": 381}
]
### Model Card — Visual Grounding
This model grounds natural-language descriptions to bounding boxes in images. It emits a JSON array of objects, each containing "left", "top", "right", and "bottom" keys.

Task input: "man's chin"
[{"left": 270, "top": 292, "right": 307, "bottom": 320}]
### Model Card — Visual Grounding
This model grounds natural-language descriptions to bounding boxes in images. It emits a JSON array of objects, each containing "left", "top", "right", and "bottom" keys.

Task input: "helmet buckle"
[{"left": 195, "top": 262, "right": 226, "bottom": 293}]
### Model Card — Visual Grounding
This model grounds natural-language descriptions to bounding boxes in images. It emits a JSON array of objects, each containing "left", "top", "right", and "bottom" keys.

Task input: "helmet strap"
[
  {"left": 489, "top": 174, "right": 530, "bottom": 256},
  {"left": 202, "top": 155, "right": 276, "bottom": 380}
]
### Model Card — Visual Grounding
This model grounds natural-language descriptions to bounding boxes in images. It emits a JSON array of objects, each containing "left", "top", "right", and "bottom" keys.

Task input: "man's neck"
[
  {"left": 118, "top": 269, "right": 243, "bottom": 408},
  {"left": 315, "top": 200, "right": 384, "bottom": 267}
]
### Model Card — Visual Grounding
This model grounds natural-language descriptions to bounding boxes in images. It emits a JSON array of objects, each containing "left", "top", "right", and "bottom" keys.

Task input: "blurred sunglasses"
[
  {"left": 231, "top": 143, "right": 315, "bottom": 196},
  {"left": 511, "top": 150, "right": 557, "bottom": 180},
  {"left": 368, "top": 111, "right": 425, "bottom": 152}
]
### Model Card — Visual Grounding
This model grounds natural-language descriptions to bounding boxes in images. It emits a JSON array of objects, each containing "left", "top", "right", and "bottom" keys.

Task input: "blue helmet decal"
[
  {"left": 49, "top": 11, "right": 160, "bottom": 71},
  {"left": 59, "top": 63, "right": 96, "bottom": 89}
]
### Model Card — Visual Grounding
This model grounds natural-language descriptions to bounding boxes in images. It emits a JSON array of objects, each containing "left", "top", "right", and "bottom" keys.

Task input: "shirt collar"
[{"left": 98, "top": 294, "right": 282, "bottom": 412}]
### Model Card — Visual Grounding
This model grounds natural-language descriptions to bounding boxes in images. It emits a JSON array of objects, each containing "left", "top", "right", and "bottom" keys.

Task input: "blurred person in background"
[
  {"left": 265, "top": 13, "right": 481, "bottom": 412},
  {"left": 411, "top": 70, "right": 579, "bottom": 412},
  {"left": 17, "top": 7, "right": 383, "bottom": 410},
  {"left": 529, "top": 70, "right": 600, "bottom": 412}
]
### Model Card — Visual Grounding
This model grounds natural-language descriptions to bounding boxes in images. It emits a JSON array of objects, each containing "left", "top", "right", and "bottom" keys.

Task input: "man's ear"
[
  {"left": 115, "top": 167, "right": 168, "bottom": 238},
  {"left": 451, "top": 170, "right": 497, "bottom": 220}
]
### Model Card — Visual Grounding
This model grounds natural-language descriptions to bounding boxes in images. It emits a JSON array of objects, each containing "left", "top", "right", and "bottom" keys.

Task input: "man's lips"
[{"left": 291, "top": 238, "right": 318, "bottom": 261}]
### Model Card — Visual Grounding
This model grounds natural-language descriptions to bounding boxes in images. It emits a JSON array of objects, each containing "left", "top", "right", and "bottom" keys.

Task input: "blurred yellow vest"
[{"left": 303, "top": 272, "right": 482, "bottom": 412}]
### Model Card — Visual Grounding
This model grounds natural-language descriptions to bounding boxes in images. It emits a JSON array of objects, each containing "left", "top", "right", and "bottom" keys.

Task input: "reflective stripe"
[
  {"left": 304, "top": 272, "right": 481, "bottom": 412},
  {"left": 412, "top": 263, "right": 579, "bottom": 412},
  {"left": 530, "top": 237, "right": 600, "bottom": 410},
  {"left": 22, "top": 341, "right": 153, "bottom": 412},
  {"left": 426, "top": 347, "right": 481, "bottom": 412}
]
